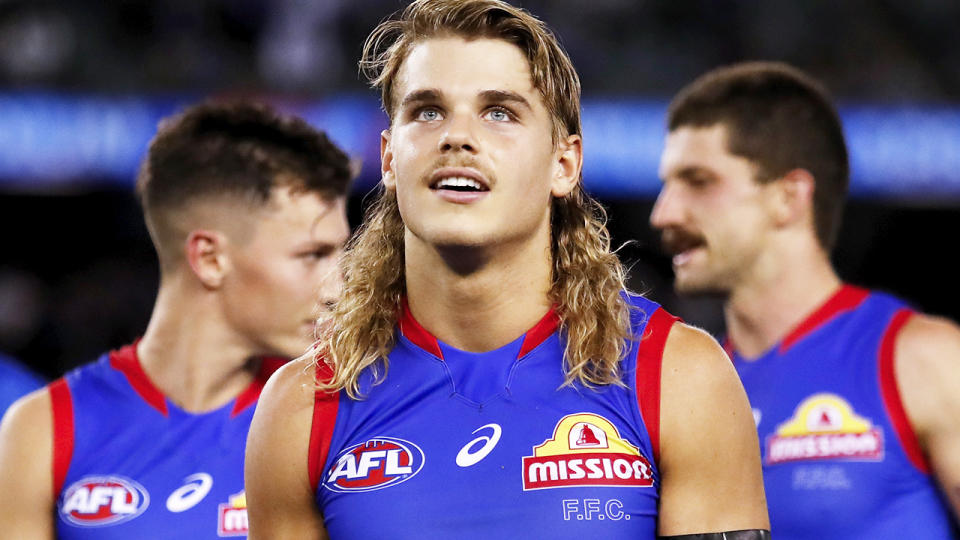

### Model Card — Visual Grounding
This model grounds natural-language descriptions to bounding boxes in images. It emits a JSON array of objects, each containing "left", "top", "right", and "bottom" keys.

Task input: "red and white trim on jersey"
[
  {"left": 878, "top": 308, "right": 929, "bottom": 474},
  {"left": 634, "top": 307, "right": 679, "bottom": 465},
  {"left": 49, "top": 378, "right": 74, "bottom": 496}
]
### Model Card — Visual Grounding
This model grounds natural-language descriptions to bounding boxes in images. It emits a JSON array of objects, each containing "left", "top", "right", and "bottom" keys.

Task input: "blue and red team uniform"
[
  {"left": 732, "top": 284, "right": 956, "bottom": 539},
  {"left": 308, "top": 294, "right": 677, "bottom": 539},
  {"left": 50, "top": 343, "right": 283, "bottom": 539}
]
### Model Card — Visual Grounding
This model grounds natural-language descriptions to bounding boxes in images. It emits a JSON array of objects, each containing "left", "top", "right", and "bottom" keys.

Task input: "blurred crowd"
[{"left": 2, "top": 0, "right": 960, "bottom": 100}]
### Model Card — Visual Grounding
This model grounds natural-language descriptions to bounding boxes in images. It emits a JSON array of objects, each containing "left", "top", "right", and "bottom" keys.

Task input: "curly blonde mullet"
[{"left": 316, "top": 0, "right": 633, "bottom": 397}]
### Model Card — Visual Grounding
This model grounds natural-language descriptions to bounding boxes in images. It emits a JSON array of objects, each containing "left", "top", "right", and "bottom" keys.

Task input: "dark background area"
[{"left": 1, "top": 0, "right": 958, "bottom": 380}]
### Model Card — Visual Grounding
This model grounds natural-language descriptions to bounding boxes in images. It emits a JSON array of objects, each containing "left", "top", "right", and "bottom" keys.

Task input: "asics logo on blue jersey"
[
  {"left": 165, "top": 473, "right": 213, "bottom": 513},
  {"left": 456, "top": 423, "right": 502, "bottom": 467}
]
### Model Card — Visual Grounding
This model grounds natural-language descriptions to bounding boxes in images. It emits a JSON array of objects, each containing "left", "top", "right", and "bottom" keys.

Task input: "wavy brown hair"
[{"left": 317, "top": 0, "right": 633, "bottom": 398}]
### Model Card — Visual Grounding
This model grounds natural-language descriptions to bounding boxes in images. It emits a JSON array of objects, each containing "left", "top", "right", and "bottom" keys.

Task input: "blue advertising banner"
[{"left": 1, "top": 93, "right": 958, "bottom": 201}]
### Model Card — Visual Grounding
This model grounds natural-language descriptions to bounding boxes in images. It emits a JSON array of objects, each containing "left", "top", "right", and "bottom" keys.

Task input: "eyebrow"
[
  {"left": 662, "top": 165, "right": 713, "bottom": 182},
  {"left": 478, "top": 89, "right": 532, "bottom": 111},
  {"left": 398, "top": 88, "right": 533, "bottom": 112},
  {"left": 400, "top": 88, "right": 442, "bottom": 109}
]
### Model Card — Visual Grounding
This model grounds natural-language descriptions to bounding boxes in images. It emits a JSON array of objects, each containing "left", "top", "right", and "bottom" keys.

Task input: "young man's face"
[
  {"left": 381, "top": 36, "right": 579, "bottom": 251},
  {"left": 221, "top": 187, "right": 349, "bottom": 358},
  {"left": 651, "top": 124, "right": 778, "bottom": 295}
]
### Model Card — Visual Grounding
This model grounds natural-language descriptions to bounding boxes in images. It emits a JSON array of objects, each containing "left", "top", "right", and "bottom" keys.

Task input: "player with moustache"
[
  {"left": 652, "top": 61, "right": 960, "bottom": 539},
  {"left": 0, "top": 102, "right": 352, "bottom": 539},
  {"left": 246, "top": 1, "right": 769, "bottom": 539}
]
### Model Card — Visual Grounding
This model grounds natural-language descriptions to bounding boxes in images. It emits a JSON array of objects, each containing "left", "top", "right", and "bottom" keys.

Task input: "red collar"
[{"left": 397, "top": 298, "right": 560, "bottom": 360}]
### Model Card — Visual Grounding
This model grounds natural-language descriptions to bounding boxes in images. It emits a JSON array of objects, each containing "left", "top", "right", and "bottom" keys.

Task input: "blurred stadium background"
[{"left": 1, "top": 0, "right": 958, "bottom": 379}]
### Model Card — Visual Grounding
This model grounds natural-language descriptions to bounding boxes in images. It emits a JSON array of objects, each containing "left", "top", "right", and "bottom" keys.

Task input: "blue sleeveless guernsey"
[
  {"left": 308, "top": 294, "right": 677, "bottom": 539},
  {"left": 50, "top": 343, "right": 283, "bottom": 539},
  {"left": 733, "top": 285, "right": 955, "bottom": 539}
]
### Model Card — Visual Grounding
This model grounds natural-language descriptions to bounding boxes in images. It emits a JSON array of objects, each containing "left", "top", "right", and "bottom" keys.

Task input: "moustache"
[{"left": 660, "top": 227, "right": 706, "bottom": 256}]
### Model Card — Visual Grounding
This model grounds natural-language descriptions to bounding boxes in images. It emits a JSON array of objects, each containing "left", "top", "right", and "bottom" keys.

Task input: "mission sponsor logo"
[
  {"left": 325, "top": 437, "right": 425, "bottom": 493},
  {"left": 766, "top": 393, "right": 884, "bottom": 465},
  {"left": 217, "top": 491, "right": 248, "bottom": 537},
  {"left": 59, "top": 475, "right": 150, "bottom": 527},
  {"left": 522, "top": 413, "right": 654, "bottom": 491}
]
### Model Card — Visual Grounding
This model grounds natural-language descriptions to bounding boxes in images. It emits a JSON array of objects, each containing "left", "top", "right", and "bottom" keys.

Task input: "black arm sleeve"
[{"left": 659, "top": 530, "right": 771, "bottom": 540}]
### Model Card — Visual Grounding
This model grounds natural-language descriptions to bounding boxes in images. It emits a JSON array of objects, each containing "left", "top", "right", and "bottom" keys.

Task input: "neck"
[
  {"left": 136, "top": 274, "right": 260, "bottom": 412},
  {"left": 404, "top": 225, "right": 554, "bottom": 353},
  {"left": 725, "top": 239, "right": 841, "bottom": 359}
]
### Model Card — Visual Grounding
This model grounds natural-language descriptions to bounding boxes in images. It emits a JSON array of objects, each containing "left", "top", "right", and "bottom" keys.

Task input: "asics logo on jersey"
[
  {"left": 325, "top": 437, "right": 425, "bottom": 493},
  {"left": 165, "top": 473, "right": 213, "bottom": 513},
  {"left": 456, "top": 423, "right": 502, "bottom": 467},
  {"left": 60, "top": 475, "right": 150, "bottom": 527}
]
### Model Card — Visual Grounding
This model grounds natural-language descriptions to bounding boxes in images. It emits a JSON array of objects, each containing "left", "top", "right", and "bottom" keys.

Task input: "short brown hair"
[
  {"left": 360, "top": 0, "right": 581, "bottom": 143},
  {"left": 668, "top": 61, "right": 849, "bottom": 250},
  {"left": 137, "top": 101, "right": 352, "bottom": 266}
]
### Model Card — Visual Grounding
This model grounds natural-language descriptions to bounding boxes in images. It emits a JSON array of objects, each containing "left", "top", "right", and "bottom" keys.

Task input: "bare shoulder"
[
  {"left": 258, "top": 354, "right": 320, "bottom": 415},
  {"left": 894, "top": 313, "right": 960, "bottom": 435},
  {"left": 246, "top": 353, "right": 327, "bottom": 540},
  {"left": 0, "top": 387, "right": 55, "bottom": 538},
  {"left": 657, "top": 323, "right": 768, "bottom": 534},
  {"left": 659, "top": 322, "right": 750, "bottom": 443},
  {"left": 895, "top": 313, "right": 960, "bottom": 369},
  {"left": 0, "top": 386, "right": 53, "bottom": 468},
  {"left": 661, "top": 322, "right": 741, "bottom": 393}
]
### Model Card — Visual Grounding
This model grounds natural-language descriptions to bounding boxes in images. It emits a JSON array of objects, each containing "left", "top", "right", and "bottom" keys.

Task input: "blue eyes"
[
  {"left": 413, "top": 107, "right": 513, "bottom": 122},
  {"left": 486, "top": 109, "right": 510, "bottom": 122},
  {"left": 417, "top": 109, "right": 441, "bottom": 121}
]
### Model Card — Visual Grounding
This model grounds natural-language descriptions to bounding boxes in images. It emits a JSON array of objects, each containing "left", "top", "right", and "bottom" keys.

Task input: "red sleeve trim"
[
  {"left": 635, "top": 307, "right": 679, "bottom": 466},
  {"left": 231, "top": 357, "right": 287, "bottom": 417},
  {"left": 308, "top": 361, "right": 340, "bottom": 494},
  {"left": 878, "top": 309, "right": 930, "bottom": 474},
  {"left": 49, "top": 378, "right": 74, "bottom": 496}
]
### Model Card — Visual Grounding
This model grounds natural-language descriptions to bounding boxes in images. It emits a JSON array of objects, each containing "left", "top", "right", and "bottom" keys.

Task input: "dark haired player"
[
  {"left": 653, "top": 61, "right": 960, "bottom": 539},
  {"left": 0, "top": 102, "right": 352, "bottom": 538},
  {"left": 246, "top": 1, "right": 769, "bottom": 539}
]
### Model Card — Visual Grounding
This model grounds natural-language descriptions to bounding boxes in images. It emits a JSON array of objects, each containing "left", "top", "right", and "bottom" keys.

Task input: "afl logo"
[
  {"left": 59, "top": 476, "right": 150, "bottom": 527},
  {"left": 324, "top": 437, "right": 425, "bottom": 493}
]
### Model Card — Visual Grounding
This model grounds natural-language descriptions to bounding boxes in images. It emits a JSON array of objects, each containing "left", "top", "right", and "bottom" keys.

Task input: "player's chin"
[{"left": 673, "top": 272, "right": 727, "bottom": 296}]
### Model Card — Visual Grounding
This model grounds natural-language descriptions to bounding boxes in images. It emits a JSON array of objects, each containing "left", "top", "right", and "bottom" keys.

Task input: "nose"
[
  {"left": 315, "top": 262, "right": 344, "bottom": 312},
  {"left": 438, "top": 112, "right": 477, "bottom": 154},
  {"left": 649, "top": 182, "right": 683, "bottom": 230}
]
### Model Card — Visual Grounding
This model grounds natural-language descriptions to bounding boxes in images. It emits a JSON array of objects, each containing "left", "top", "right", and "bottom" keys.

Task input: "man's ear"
[
  {"left": 185, "top": 229, "right": 230, "bottom": 288},
  {"left": 771, "top": 168, "right": 816, "bottom": 227},
  {"left": 381, "top": 129, "right": 396, "bottom": 192},
  {"left": 551, "top": 134, "right": 583, "bottom": 198}
]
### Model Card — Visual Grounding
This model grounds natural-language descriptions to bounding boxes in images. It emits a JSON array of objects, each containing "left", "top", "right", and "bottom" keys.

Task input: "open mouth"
[{"left": 430, "top": 176, "right": 490, "bottom": 193}]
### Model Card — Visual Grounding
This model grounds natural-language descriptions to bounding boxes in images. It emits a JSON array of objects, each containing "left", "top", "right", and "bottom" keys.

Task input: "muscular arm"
[
  {"left": 245, "top": 357, "right": 328, "bottom": 540},
  {"left": 894, "top": 314, "right": 960, "bottom": 517},
  {"left": 656, "top": 323, "right": 769, "bottom": 535},
  {"left": 0, "top": 388, "right": 55, "bottom": 539}
]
